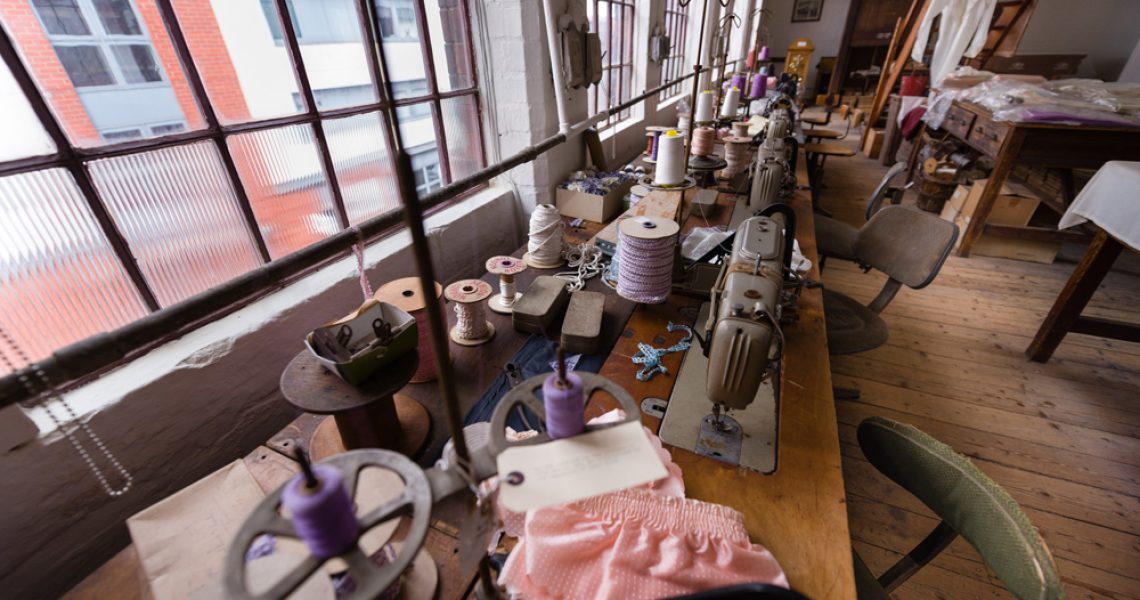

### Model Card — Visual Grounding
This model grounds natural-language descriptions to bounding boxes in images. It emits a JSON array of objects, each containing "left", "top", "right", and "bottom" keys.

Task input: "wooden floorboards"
[{"left": 816, "top": 133, "right": 1140, "bottom": 599}]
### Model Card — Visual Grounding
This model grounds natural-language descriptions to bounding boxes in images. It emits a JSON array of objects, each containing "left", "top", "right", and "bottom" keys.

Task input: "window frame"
[
  {"left": 588, "top": 0, "right": 636, "bottom": 130},
  {"left": 0, "top": 0, "right": 486, "bottom": 371},
  {"left": 659, "top": 0, "right": 689, "bottom": 102}
]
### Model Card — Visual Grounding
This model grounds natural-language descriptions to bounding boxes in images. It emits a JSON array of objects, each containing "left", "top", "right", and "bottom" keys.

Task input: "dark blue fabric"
[{"left": 463, "top": 334, "right": 606, "bottom": 431}]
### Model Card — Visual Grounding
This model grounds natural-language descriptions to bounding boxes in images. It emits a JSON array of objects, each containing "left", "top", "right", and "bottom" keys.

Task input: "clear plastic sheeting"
[{"left": 957, "top": 79, "right": 1140, "bottom": 127}]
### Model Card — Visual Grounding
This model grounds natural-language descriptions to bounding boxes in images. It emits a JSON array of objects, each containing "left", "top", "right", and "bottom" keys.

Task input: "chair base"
[{"left": 834, "top": 387, "right": 861, "bottom": 400}]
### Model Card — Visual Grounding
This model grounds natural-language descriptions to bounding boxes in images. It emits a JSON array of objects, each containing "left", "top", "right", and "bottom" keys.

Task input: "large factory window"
[
  {"left": 588, "top": 0, "right": 637, "bottom": 129},
  {"left": 659, "top": 0, "right": 689, "bottom": 101},
  {"left": 0, "top": 0, "right": 485, "bottom": 374}
]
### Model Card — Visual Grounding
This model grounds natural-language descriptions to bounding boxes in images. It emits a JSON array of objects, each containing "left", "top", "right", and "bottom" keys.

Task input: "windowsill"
[
  {"left": 19, "top": 184, "right": 515, "bottom": 436},
  {"left": 599, "top": 113, "right": 645, "bottom": 142}
]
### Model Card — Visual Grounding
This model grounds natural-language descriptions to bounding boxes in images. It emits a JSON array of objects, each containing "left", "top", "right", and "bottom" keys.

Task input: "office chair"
[
  {"left": 815, "top": 162, "right": 909, "bottom": 268},
  {"left": 851, "top": 416, "right": 1064, "bottom": 600},
  {"left": 824, "top": 206, "right": 958, "bottom": 397}
]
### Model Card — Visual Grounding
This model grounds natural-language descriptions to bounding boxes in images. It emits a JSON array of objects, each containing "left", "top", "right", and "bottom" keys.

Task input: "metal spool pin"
[
  {"left": 444, "top": 279, "right": 495, "bottom": 346},
  {"left": 223, "top": 450, "right": 433, "bottom": 600},
  {"left": 486, "top": 255, "right": 527, "bottom": 315},
  {"left": 280, "top": 350, "right": 430, "bottom": 461}
]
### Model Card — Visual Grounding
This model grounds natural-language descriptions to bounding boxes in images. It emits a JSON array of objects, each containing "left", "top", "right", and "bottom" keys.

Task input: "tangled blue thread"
[{"left": 632, "top": 322, "right": 694, "bottom": 381}]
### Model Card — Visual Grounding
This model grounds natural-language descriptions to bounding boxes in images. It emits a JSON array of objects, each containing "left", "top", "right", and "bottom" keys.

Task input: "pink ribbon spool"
[{"left": 375, "top": 277, "right": 444, "bottom": 383}]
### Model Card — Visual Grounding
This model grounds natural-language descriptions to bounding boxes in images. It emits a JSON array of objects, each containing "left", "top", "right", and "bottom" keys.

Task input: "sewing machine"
[{"left": 660, "top": 206, "right": 799, "bottom": 472}]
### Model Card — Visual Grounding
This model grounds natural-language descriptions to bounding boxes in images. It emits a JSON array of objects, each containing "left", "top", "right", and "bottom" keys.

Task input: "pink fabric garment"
[
  {"left": 496, "top": 410, "right": 787, "bottom": 598},
  {"left": 499, "top": 489, "right": 789, "bottom": 599}
]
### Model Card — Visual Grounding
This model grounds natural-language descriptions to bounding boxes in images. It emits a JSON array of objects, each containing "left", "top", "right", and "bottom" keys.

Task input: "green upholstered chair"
[
  {"left": 852, "top": 416, "right": 1065, "bottom": 600},
  {"left": 816, "top": 162, "right": 909, "bottom": 267}
]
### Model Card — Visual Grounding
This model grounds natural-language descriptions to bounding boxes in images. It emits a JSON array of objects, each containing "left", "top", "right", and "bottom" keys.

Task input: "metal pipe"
[
  {"left": 541, "top": 0, "right": 574, "bottom": 134},
  {"left": 684, "top": 0, "right": 711, "bottom": 172},
  {"left": 0, "top": 65, "right": 696, "bottom": 409}
]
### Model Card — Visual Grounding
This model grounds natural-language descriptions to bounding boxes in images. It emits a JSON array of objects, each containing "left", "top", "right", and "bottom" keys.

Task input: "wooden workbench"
[
  {"left": 933, "top": 101, "right": 1140, "bottom": 257},
  {"left": 66, "top": 157, "right": 853, "bottom": 600}
]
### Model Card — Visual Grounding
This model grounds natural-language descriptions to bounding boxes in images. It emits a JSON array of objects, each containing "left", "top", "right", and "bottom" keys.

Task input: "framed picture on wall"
[{"left": 792, "top": 0, "right": 824, "bottom": 22}]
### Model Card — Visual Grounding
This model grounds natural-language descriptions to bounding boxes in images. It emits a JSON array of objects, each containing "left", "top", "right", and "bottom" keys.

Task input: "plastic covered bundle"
[{"left": 958, "top": 79, "right": 1140, "bottom": 127}]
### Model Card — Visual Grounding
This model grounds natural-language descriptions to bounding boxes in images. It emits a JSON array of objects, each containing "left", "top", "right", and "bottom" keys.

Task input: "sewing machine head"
[{"left": 703, "top": 210, "right": 794, "bottom": 411}]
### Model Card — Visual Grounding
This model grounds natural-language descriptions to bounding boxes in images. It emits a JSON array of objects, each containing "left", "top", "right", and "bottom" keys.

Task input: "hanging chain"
[{"left": 0, "top": 324, "right": 132, "bottom": 497}]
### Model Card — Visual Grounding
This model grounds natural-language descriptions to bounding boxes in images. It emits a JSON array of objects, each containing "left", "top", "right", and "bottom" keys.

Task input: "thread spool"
[
  {"left": 646, "top": 126, "right": 667, "bottom": 162},
  {"left": 486, "top": 256, "right": 527, "bottom": 314},
  {"left": 732, "top": 121, "right": 750, "bottom": 138},
  {"left": 524, "top": 204, "right": 564, "bottom": 269},
  {"left": 723, "top": 135, "right": 751, "bottom": 179},
  {"left": 731, "top": 72, "right": 746, "bottom": 91},
  {"left": 694, "top": 90, "right": 716, "bottom": 123},
  {"left": 720, "top": 86, "right": 741, "bottom": 119},
  {"left": 445, "top": 279, "right": 494, "bottom": 346},
  {"left": 543, "top": 349, "right": 584, "bottom": 439},
  {"left": 750, "top": 72, "right": 766, "bottom": 99},
  {"left": 644, "top": 132, "right": 654, "bottom": 156},
  {"left": 692, "top": 127, "right": 716, "bottom": 157},
  {"left": 629, "top": 184, "right": 649, "bottom": 207},
  {"left": 759, "top": 46, "right": 769, "bottom": 61},
  {"left": 653, "top": 130, "right": 686, "bottom": 186},
  {"left": 282, "top": 459, "right": 359, "bottom": 559},
  {"left": 375, "top": 277, "right": 443, "bottom": 383},
  {"left": 616, "top": 216, "right": 680, "bottom": 304}
]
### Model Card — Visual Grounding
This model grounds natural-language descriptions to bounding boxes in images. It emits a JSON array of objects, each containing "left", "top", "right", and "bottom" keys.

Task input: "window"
[
  {"left": 587, "top": 0, "right": 636, "bottom": 129},
  {"left": 659, "top": 0, "right": 689, "bottom": 101},
  {"left": 0, "top": 0, "right": 485, "bottom": 375}
]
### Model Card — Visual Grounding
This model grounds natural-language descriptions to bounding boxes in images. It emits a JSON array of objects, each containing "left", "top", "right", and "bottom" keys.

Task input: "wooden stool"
[{"left": 280, "top": 350, "right": 430, "bottom": 461}]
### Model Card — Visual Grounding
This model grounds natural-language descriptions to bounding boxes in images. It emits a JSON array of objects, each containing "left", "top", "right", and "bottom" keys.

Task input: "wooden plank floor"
[{"left": 814, "top": 129, "right": 1140, "bottom": 599}]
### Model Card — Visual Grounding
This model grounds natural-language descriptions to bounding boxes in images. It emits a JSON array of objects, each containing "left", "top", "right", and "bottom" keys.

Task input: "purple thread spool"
[
  {"left": 543, "top": 372, "right": 585, "bottom": 439},
  {"left": 751, "top": 72, "right": 766, "bottom": 99},
  {"left": 651, "top": 130, "right": 662, "bottom": 160},
  {"left": 282, "top": 464, "right": 359, "bottom": 559},
  {"left": 731, "top": 72, "right": 746, "bottom": 91},
  {"left": 759, "top": 46, "right": 769, "bottom": 61}
]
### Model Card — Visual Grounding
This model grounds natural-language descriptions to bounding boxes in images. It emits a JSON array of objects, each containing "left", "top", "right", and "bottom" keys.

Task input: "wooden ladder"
[{"left": 862, "top": 0, "right": 1038, "bottom": 137}]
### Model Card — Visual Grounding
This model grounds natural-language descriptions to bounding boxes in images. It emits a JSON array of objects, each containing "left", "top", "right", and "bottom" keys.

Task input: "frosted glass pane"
[
  {"left": 0, "top": 59, "right": 55, "bottom": 161},
  {"left": 440, "top": 95, "right": 482, "bottom": 182},
  {"left": 0, "top": 169, "right": 148, "bottom": 373},
  {"left": 89, "top": 142, "right": 262, "bottom": 306},
  {"left": 228, "top": 124, "right": 340, "bottom": 257},
  {"left": 423, "top": 0, "right": 474, "bottom": 92},
  {"left": 396, "top": 102, "right": 441, "bottom": 197},
  {"left": 325, "top": 112, "right": 400, "bottom": 224},
  {"left": 0, "top": 0, "right": 204, "bottom": 147},
  {"left": 170, "top": 0, "right": 304, "bottom": 124}
]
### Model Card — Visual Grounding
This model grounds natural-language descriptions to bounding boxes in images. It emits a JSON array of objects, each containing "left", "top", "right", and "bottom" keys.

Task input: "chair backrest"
[
  {"left": 857, "top": 417, "right": 1065, "bottom": 600},
  {"left": 854, "top": 205, "right": 958, "bottom": 290},
  {"left": 864, "top": 162, "right": 909, "bottom": 222}
]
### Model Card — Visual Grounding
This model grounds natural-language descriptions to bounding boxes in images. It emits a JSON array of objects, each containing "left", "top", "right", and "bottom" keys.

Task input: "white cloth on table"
[
  {"left": 911, "top": 0, "right": 995, "bottom": 85},
  {"left": 1058, "top": 161, "right": 1140, "bottom": 251}
]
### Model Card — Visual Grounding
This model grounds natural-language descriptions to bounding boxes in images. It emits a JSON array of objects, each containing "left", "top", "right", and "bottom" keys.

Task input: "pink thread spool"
[
  {"left": 692, "top": 127, "right": 716, "bottom": 157},
  {"left": 375, "top": 277, "right": 443, "bottom": 383},
  {"left": 281, "top": 462, "right": 359, "bottom": 559},
  {"left": 759, "top": 46, "right": 769, "bottom": 61}
]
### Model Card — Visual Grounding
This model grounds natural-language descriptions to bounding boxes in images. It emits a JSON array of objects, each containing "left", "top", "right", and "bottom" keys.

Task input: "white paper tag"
[{"left": 496, "top": 421, "right": 668, "bottom": 512}]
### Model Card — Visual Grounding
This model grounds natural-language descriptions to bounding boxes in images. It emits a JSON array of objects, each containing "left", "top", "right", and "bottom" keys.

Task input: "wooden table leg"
[
  {"left": 956, "top": 129, "right": 1024, "bottom": 257},
  {"left": 1026, "top": 231, "right": 1123, "bottom": 363}
]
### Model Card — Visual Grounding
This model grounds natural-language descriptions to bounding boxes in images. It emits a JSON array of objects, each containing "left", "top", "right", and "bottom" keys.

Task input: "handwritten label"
[{"left": 496, "top": 421, "right": 668, "bottom": 512}]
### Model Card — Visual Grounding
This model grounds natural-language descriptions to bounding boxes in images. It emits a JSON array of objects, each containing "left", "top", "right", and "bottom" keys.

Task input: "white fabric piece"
[
  {"left": 1058, "top": 161, "right": 1140, "bottom": 251},
  {"left": 912, "top": 0, "right": 996, "bottom": 85},
  {"left": 898, "top": 96, "right": 927, "bottom": 126}
]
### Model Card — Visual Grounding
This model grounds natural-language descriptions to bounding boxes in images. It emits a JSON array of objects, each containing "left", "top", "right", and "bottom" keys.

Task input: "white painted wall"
[
  {"left": 1016, "top": 0, "right": 1140, "bottom": 80},
  {"left": 1118, "top": 38, "right": 1140, "bottom": 84},
  {"left": 764, "top": 0, "right": 853, "bottom": 89}
]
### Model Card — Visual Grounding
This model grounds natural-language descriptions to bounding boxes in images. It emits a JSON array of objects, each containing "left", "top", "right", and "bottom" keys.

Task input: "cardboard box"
[
  {"left": 863, "top": 129, "right": 884, "bottom": 158},
  {"left": 555, "top": 179, "right": 634, "bottom": 223},
  {"left": 940, "top": 185, "right": 971, "bottom": 222},
  {"left": 959, "top": 179, "right": 1041, "bottom": 226},
  {"left": 953, "top": 215, "right": 1060, "bottom": 264}
]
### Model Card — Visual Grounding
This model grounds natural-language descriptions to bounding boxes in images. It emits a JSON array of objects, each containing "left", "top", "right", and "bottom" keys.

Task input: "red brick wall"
[
  {"left": 134, "top": 0, "right": 204, "bottom": 130},
  {"left": 0, "top": 2, "right": 100, "bottom": 144},
  {"left": 160, "top": 0, "right": 252, "bottom": 124}
]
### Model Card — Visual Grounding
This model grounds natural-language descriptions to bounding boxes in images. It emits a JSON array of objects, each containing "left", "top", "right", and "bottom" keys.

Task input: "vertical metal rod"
[
  {"left": 0, "top": 21, "right": 162, "bottom": 312},
  {"left": 273, "top": 0, "right": 353, "bottom": 230},
  {"left": 153, "top": 0, "right": 273, "bottom": 264},
  {"left": 684, "top": 0, "right": 711, "bottom": 172}
]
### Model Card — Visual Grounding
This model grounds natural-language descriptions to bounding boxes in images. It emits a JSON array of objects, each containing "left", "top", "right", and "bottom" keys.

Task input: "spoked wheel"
[{"left": 224, "top": 450, "right": 432, "bottom": 600}]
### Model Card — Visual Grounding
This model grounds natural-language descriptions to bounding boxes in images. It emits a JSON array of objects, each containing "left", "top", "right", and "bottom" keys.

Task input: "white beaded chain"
[{"left": 0, "top": 324, "right": 133, "bottom": 497}]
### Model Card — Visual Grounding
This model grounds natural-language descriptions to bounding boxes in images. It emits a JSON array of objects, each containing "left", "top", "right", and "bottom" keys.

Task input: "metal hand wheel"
[
  {"left": 487, "top": 372, "right": 642, "bottom": 456},
  {"left": 223, "top": 450, "right": 432, "bottom": 600}
]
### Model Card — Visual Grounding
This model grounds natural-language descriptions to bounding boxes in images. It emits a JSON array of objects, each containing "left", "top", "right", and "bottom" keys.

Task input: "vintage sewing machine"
[{"left": 660, "top": 205, "right": 800, "bottom": 472}]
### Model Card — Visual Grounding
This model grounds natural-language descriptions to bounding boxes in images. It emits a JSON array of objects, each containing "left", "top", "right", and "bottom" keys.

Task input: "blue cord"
[{"left": 631, "top": 322, "right": 694, "bottom": 381}]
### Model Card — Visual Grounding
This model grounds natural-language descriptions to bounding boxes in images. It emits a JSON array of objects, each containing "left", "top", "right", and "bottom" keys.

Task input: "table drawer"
[
  {"left": 942, "top": 105, "right": 975, "bottom": 139},
  {"left": 967, "top": 113, "right": 1010, "bottom": 157}
]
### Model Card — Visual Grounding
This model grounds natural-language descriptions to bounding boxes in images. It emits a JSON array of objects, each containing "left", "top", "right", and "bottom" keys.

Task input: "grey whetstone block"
[
  {"left": 560, "top": 291, "right": 605, "bottom": 354},
  {"left": 512, "top": 276, "right": 570, "bottom": 334}
]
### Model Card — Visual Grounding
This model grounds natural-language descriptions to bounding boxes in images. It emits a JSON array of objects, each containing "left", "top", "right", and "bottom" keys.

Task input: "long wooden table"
[
  {"left": 933, "top": 101, "right": 1140, "bottom": 257},
  {"left": 66, "top": 158, "right": 853, "bottom": 600}
]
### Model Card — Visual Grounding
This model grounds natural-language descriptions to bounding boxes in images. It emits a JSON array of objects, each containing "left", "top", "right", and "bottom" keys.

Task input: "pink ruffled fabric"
[{"left": 496, "top": 410, "right": 787, "bottom": 598}]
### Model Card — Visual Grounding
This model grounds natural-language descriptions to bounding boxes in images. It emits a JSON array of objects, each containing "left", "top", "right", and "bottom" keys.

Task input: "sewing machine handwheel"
[
  {"left": 487, "top": 372, "right": 641, "bottom": 456},
  {"left": 223, "top": 450, "right": 432, "bottom": 600}
]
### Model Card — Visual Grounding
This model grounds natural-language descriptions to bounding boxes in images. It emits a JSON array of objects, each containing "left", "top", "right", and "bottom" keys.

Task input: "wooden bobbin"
[
  {"left": 280, "top": 350, "right": 430, "bottom": 462},
  {"left": 375, "top": 277, "right": 442, "bottom": 384},
  {"left": 485, "top": 255, "right": 527, "bottom": 314},
  {"left": 444, "top": 279, "right": 495, "bottom": 346}
]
